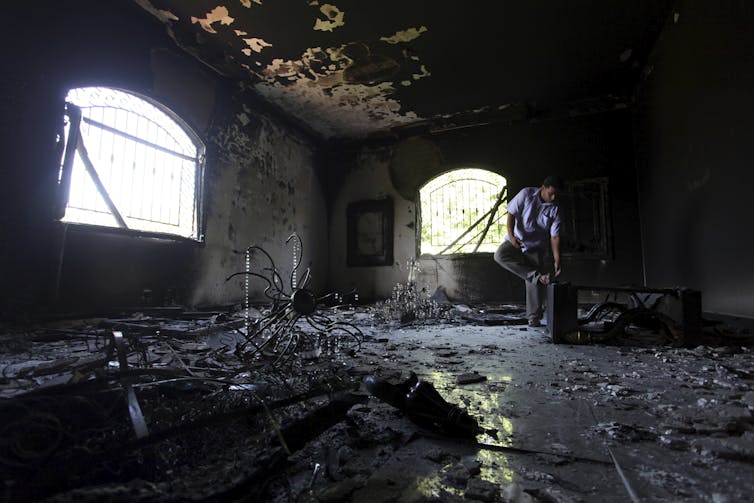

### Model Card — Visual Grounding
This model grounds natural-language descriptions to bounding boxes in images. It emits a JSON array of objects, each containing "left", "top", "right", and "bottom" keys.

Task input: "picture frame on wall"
[{"left": 346, "top": 197, "right": 394, "bottom": 267}]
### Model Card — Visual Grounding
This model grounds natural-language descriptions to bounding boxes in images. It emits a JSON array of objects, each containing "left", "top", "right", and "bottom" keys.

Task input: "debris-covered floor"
[{"left": 2, "top": 302, "right": 754, "bottom": 502}]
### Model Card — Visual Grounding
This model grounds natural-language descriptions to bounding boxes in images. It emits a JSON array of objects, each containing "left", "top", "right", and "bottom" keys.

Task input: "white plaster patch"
[
  {"left": 133, "top": 0, "right": 179, "bottom": 23},
  {"left": 191, "top": 6, "right": 234, "bottom": 34},
  {"left": 240, "top": 0, "right": 262, "bottom": 7},
  {"left": 235, "top": 30, "right": 248, "bottom": 36},
  {"left": 324, "top": 46, "right": 353, "bottom": 67},
  {"left": 412, "top": 65, "right": 431, "bottom": 80},
  {"left": 619, "top": 48, "right": 633, "bottom": 63},
  {"left": 313, "top": 4, "right": 345, "bottom": 32},
  {"left": 243, "top": 37, "right": 273, "bottom": 53},
  {"left": 380, "top": 26, "right": 428, "bottom": 44},
  {"left": 401, "top": 80, "right": 412, "bottom": 86},
  {"left": 265, "top": 58, "right": 306, "bottom": 79}
]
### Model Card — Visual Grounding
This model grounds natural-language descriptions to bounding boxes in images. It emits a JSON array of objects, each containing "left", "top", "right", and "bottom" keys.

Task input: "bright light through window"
[
  {"left": 59, "top": 87, "right": 204, "bottom": 240},
  {"left": 419, "top": 168, "right": 508, "bottom": 255}
]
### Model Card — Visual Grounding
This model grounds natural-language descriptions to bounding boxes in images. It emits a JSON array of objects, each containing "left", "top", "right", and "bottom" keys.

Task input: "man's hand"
[
  {"left": 510, "top": 236, "right": 522, "bottom": 248},
  {"left": 551, "top": 235, "right": 561, "bottom": 277}
]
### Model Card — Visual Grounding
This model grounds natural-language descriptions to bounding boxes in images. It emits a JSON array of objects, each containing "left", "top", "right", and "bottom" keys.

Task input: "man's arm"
[
  {"left": 551, "top": 235, "right": 561, "bottom": 277},
  {"left": 507, "top": 212, "right": 521, "bottom": 248}
]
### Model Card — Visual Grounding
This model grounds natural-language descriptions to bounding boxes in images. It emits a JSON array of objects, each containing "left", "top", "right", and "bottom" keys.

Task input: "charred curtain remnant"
[{"left": 226, "top": 233, "right": 363, "bottom": 367}]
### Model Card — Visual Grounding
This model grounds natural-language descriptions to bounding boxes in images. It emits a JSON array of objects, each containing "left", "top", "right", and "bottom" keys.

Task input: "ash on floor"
[{"left": 1, "top": 304, "right": 753, "bottom": 502}]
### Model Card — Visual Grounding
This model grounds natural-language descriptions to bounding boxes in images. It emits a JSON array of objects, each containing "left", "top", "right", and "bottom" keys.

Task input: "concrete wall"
[
  {"left": 634, "top": 0, "right": 754, "bottom": 318},
  {"left": 0, "top": 1, "right": 326, "bottom": 316},
  {"left": 329, "top": 111, "right": 644, "bottom": 302},
  {"left": 190, "top": 108, "right": 327, "bottom": 308}
]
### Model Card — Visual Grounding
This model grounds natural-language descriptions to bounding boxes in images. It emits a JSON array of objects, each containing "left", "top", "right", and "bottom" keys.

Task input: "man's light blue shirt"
[{"left": 504, "top": 187, "right": 561, "bottom": 252}]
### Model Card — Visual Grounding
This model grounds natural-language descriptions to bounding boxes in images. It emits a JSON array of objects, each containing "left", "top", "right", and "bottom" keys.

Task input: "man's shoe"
[{"left": 528, "top": 318, "right": 542, "bottom": 327}]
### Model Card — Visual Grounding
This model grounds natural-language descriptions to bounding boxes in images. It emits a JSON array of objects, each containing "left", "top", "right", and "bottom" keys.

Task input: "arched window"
[
  {"left": 56, "top": 87, "right": 204, "bottom": 240},
  {"left": 419, "top": 168, "right": 507, "bottom": 255}
]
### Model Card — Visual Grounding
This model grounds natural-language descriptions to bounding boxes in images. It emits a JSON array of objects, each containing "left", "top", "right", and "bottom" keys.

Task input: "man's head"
[{"left": 540, "top": 175, "right": 564, "bottom": 203}]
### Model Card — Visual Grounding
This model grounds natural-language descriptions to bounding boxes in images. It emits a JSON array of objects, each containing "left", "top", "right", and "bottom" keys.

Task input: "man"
[{"left": 494, "top": 176, "right": 563, "bottom": 327}]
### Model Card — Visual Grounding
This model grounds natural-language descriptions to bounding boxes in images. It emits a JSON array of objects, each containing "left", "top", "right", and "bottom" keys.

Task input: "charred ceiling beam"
[{"left": 328, "top": 94, "right": 634, "bottom": 148}]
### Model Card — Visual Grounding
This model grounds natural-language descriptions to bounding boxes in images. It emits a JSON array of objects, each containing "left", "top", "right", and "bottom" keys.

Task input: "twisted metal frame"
[{"left": 226, "top": 233, "right": 363, "bottom": 366}]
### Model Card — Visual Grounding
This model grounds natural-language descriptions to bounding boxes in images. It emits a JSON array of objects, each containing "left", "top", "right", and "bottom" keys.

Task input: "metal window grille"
[
  {"left": 58, "top": 87, "right": 204, "bottom": 240},
  {"left": 559, "top": 177, "right": 612, "bottom": 258},
  {"left": 419, "top": 169, "right": 508, "bottom": 255}
]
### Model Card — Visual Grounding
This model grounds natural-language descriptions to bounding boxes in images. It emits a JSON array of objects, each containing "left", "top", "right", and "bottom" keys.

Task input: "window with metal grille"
[
  {"left": 419, "top": 168, "right": 508, "bottom": 255},
  {"left": 55, "top": 87, "right": 204, "bottom": 240}
]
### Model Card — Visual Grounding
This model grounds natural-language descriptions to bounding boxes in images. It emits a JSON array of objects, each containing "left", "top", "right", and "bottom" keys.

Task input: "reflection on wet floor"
[
  {"left": 420, "top": 370, "right": 518, "bottom": 488},
  {"left": 355, "top": 320, "right": 754, "bottom": 502}
]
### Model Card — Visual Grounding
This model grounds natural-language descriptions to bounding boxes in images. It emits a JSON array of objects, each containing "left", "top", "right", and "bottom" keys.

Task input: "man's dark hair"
[{"left": 542, "top": 175, "right": 564, "bottom": 190}]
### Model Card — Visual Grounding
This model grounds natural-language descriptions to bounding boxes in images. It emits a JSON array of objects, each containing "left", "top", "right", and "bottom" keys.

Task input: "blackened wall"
[
  {"left": 328, "top": 110, "right": 644, "bottom": 302},
  {"left": 634, "top": 0, "right": 754, "bottom": 318},
  {"left": 0, "top": 1, "right": 327, "bottom": 317}
]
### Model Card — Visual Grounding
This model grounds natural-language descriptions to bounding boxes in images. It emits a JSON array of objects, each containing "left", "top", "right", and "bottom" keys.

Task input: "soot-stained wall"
[
  {"left": 1, "top": 1, "right": 326, "bottom": 315},
  {"left": 329, "top": 110, "right": 644, "bottom": 302},
  {"left": 634, "top": 0, "right": 754, "bottom": 318},
  {"left": 191, "top": 102, "right": 327, "bottom": 308}
]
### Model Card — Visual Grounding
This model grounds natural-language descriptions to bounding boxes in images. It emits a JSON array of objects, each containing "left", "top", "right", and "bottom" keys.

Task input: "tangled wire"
[{"left": 226, "top": 233, "right": 363, "bottom": 367}]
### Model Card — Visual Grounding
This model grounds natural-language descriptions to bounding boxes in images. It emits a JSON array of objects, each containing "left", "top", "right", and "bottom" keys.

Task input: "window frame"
[
  {"left": 55, "top": 87, "right": 206, "bottom": 243},
  {"left": 417, "top": 168, "right": 508, "bottom": 257},
  {"left": 558, "top": 177, "right": 613, "bottom": 259}
]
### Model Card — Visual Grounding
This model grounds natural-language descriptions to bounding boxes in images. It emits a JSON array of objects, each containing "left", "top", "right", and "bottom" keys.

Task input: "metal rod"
[
  {"left": 56, "top": 104, "right": 82, "bottom": 219},
  {"left": 438, "top": 201, "right": 497, "bottom": 255},
  {"left": 76, "top": 133, "right": 128, "bottom": 228},
  {"left": 473, "top": 188, "right": 506, "bottom": 253},
  {"left": 82, "top": 116, "right": 196, "bottom": 162}
]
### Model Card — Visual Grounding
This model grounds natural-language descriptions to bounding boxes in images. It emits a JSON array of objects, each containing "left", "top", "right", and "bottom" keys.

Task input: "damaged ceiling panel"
[{"left": 136, "top": 0, "right": 675, "bottom": 141}]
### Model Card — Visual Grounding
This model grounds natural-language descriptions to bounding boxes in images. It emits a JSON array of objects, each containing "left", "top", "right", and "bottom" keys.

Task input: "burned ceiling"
[{"left": 136, "top": 0, "right": 675, "bottom": 141}]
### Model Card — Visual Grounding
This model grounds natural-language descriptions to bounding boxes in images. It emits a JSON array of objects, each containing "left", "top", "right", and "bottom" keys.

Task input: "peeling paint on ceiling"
[
  {"left": 313, "top": 4, "right": 345, "bottom": 32},
  {"left": 191, "top": 6, "right": 235, "bottom": 34},
  {"left": 380, "top": 26, "right": 428, "bottom": 44},
  {"left": 242, "top": 37, "right": 273, "bottom": 55},
  {"left": 255, "top": 79, "right": 420, "bottom": 138},
  {"left": 135, "top": 0, "right": 676, "bottom": 141},
  {"left": 249, "top": 35, "right": 430, "bottom": 137}
]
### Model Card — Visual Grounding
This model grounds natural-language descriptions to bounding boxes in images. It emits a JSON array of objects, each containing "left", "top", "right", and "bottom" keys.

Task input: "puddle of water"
[{"left": 417, "top": 370, "right": 518, "bottom": 487}]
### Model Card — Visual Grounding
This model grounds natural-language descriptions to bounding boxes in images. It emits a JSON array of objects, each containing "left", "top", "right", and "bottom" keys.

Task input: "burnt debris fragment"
[{"left": 364, "top": 373, "right": 481, "bottom": 438}]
